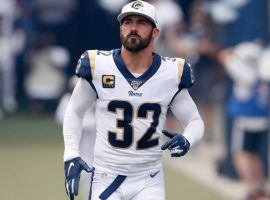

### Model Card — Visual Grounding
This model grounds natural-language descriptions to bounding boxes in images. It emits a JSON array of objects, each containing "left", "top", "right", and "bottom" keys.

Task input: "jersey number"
[{"left": 108, "top": 100, "right": 161, "bottom": 149}]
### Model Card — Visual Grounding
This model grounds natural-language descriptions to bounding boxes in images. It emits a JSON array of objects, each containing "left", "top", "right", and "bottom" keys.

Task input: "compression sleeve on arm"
[
  {"left": 170, "top": 89, "right": 204, "bottom": 147},
  {"left": 63, "top": 78, "right": 97, "bottom": 161}
]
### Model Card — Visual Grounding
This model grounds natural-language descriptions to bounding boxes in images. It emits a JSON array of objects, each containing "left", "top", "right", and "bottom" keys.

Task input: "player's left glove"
[
  {"left": 161, "top": 130, "right": 190, "bottom": 157},
  {"left": 64, "top": 157, "right": 93, "bottom": 200}
]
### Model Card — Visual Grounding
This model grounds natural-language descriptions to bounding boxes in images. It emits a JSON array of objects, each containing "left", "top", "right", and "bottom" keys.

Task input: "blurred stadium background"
[{"left": 0, "top": 0, "right": 269, "bottom": 199}]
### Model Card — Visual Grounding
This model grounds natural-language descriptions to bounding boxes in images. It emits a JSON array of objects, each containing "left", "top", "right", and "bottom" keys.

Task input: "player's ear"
[{"left": 152, "top": 28, "right": 159, "bottom": 39}]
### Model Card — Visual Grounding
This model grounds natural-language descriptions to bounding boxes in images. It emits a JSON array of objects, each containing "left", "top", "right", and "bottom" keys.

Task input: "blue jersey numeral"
[{"left": 107, "top": 101, "right": 161, "bottom": 149}]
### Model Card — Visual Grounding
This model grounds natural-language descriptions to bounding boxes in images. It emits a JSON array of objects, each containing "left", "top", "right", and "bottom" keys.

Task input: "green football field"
[{"left": 0, "top": 115, "right": 223, "bottom": 200}]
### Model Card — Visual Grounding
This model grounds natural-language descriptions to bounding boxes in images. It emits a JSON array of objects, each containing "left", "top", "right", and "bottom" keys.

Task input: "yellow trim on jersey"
[
  {"left": 177, "top": 58, "right": 185, "bottom": 84},
  {"left": 87, "top": 50, "right": 97, "bottom": 78}
]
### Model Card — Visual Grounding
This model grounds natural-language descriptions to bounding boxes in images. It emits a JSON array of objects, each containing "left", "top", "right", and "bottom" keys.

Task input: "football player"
[{"left": 63, "top": 1, "right": 204, "bottom": 200}]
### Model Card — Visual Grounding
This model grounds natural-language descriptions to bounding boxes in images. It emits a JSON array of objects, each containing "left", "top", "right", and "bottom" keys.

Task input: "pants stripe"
[{"left": 99, "top": 175, "right": 127, "bottom": 200}]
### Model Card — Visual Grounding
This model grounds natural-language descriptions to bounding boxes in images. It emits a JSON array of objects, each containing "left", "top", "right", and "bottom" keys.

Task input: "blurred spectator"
[
  {"left": 188, "top": 0, "right": 224, "bottom": 141},
  {"left": 149, "top": 0, "right": 224, "bottom": 141},
  {"left": 25, "top": 32, "right": 69, "bottom": 115},
  {"left": 218, "top": 41, "right": 270, "bottom": 200},
  {"left": 34, "top": 0, "right": 77, "bottom": 26},
  {"left": 55, "top": 76, "right": 96, "bottom": 200},
  {"left": 174, "top": 0, "right": 196, "bottom": 22},
  {"left": 17, "top": 0, "right": 36, "bottom": 41},
  {"left": 75, "top": 0, "right": 121, "bottom": 73},
  {"left": 214, "top": 0, "right": 269, "bottom": 181},
  {"left": 150, "top": 0, "right": 196, "bottom": 59},
  {"left": 258, "top": 47, "right": 270, "bottom": 83},
  {"left": 33, "top": 0, "right": 79, "bottom": 59},
  {"left": 0, "top": 0, "right": 26, "bottom": 114},
  {"left": 97, "top": 0, "right": 128, "bottom": 15},
  {"left": 153, "top": 0, "right": 183, "bottom": 32},
  {"left": 214, "top": 0, "right": 268, "bottom": 46},
  {"left": 14, "top": 0, "right": 36, "bottom": 104}
]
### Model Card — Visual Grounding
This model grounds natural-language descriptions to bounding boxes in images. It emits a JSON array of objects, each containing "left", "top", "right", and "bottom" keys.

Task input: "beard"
[{"left": 121, "top": 29, "right": 153, "bottom": 52}]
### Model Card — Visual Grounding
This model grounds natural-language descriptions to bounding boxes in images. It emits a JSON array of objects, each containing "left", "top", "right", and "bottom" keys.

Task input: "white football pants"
[{"left": 89, "top": 168, "right": 165, "bottom": 200}]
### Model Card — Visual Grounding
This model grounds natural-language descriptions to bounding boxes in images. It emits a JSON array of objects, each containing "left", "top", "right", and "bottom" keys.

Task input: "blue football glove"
[
  {"left": 161, "top": 130, "right": 190, "bottom": 157},
  {"left": 64, "top": 157, "right": 93, "bottom": 200}
]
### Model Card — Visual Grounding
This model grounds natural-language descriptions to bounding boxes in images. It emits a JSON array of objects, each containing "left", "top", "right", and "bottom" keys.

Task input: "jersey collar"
[{"left": 112, "top": 49, "right": 161, "bottom": 90}]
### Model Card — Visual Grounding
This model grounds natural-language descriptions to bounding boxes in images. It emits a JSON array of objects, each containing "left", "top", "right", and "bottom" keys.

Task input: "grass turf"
[{"left": 0, "top": 115, "right": 223, "bottom": 200}]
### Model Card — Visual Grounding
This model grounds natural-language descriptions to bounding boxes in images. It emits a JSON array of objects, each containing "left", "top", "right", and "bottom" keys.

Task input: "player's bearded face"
[{"left": 121, "top": 29, "right": 153, "bottom": 52}]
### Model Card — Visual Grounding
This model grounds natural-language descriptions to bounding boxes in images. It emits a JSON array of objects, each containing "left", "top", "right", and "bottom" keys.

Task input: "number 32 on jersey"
[{"left": 107, "top": 100, "right": 161, "bottom": 149}]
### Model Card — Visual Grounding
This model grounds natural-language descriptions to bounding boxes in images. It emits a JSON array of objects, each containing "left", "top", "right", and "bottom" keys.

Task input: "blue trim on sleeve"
[
  {"left": 168, "top": 62, "right": 194, "bottom": 106},
  {"left": 76, "top": 51, "right": 99, "bottom": 98},
  {"left": 178, "top": 62, "right": 194, "bottom": 90}
]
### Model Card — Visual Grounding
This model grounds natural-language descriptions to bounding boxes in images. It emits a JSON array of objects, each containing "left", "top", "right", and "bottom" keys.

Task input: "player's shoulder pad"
[
  {"left": 75, "top": 50, "right": 97, "bottom": 83},
  {"left": 178, "top": 59, "right": 194, "bottom": 90}
]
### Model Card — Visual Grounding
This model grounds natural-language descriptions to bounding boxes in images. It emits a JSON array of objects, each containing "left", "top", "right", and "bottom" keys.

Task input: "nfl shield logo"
[{"left": 130, "top": 80, "right": 142, "bottom": 90}]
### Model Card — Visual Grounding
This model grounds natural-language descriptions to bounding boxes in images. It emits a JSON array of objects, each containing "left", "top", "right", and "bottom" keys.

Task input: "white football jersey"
[{"left": 76, "top": 49, "right": 194, "bottom": 175}]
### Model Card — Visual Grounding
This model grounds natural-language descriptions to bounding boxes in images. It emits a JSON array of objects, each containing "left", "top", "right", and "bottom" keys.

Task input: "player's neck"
[{"left": 121, "top": 47, "right": 153, "bottom": 74}]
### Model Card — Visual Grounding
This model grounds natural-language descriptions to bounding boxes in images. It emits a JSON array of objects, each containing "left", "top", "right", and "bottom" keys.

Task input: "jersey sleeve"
[
  {"left": 75, "top": 51, "right": 94, "bottom": 84},
  {"left": 75, "top": 50, "right": 98, "bottom": 95},
  {"left": 178, "top": 61, "right": 194, "bottom": 90}
]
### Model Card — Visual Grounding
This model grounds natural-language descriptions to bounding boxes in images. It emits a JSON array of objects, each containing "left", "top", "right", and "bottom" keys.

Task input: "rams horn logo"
[{"left": 132, "top": 1, "right": 144, "bottom": 9}]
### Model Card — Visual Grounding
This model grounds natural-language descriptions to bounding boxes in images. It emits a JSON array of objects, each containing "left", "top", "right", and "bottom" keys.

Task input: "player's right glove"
[
  {"left": 161, "top": 130, "right": 190, "bottom": 157},
  {"left": 64, "top": 157, "right": 93, "bottom": 200}
]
